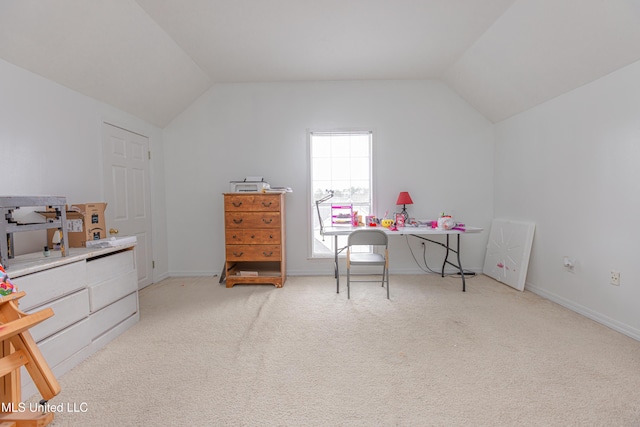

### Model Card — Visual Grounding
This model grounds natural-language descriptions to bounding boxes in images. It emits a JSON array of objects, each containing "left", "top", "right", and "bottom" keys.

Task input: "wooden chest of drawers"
[{"left": 224, "top": 192, "right": 286, "bottom": 288}]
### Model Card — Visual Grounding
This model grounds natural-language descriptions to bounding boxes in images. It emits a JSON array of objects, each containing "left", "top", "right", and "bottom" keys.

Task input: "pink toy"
[{"left": 0, "top": 264, "right": 17, "bottom": 296}]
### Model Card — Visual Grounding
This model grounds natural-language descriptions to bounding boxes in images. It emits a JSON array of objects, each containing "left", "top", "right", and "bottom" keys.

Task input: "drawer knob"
[
  {"left": 233, "top": 251, "right": 244, "bottom": 257},
  {"left": 263, "top": 251, "right": 273, "bottom": 257},
  {"left": 233, "top": 218, "right": 243, "bottom": 224},
  {"left": 269, "top": 234, "right": 274, "bottom": 239},
  {"left": 251, "top": 234, "right": 256, "bottom": 239},
  {"left": 232, "top": 201, "right": 243, "bottom": 207},
  {"left": 262, "top": 201, "right": 273, "bottom": 207},
  {"left": 262, "top": 218, "right": 273, "bottom": 224}
]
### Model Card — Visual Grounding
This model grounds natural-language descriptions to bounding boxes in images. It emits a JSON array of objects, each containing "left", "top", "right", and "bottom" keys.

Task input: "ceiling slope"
[
  {"left": 134, "top": 0, "right": 515, "bottom": 82},
  {"left": 1, "top": 0, "right": 640, "bottom": 126},
  {"left": 0, "top": 0, "right": 211, "bottom": 127},
  {"left": 443, "top": 0, "right": 640, "bottom": 122}
]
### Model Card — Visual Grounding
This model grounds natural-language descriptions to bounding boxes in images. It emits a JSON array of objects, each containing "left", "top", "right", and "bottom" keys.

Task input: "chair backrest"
[{"left": 348, "top": 229, "right": 388, "bottom": 247}]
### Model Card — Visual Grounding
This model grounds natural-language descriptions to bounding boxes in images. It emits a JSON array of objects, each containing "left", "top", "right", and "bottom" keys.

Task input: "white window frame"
[{"left": 308, "top": 130, "right": 374, "bottom": 258}]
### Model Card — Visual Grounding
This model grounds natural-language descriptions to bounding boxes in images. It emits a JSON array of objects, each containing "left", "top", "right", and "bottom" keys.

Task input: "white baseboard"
[
  {"left": 167, "top": 270, "right": 219, "bottom": 277},
  {"left": 526, "top": 283, "right": 640, "bottom": 342}
]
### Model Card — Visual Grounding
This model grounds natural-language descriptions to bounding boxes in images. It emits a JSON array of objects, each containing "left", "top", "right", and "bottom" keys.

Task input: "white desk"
[{"left": 322, "top": 225, "right": 483, "bottom": 292}]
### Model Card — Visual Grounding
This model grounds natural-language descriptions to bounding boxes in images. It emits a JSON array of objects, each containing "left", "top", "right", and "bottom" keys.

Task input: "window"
[{"left": 309, "top": 131, "right": 373, "bottom": 258}]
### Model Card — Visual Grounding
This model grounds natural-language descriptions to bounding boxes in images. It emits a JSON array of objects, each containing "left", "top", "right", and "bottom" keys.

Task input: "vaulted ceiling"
[{"left": 2, "top": 0, "right": 640, "bottom": 128}]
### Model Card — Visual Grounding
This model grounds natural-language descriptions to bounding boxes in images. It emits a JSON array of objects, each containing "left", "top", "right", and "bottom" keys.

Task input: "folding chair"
[{"left": 346, "top": 229, "right": 389, "bottom": 299}]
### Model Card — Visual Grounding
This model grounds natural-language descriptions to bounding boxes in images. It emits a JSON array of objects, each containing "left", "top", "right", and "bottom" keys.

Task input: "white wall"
[
  {"left": 163, "top": 80, "right": 494, "bottom": 277},
  {"left": 494, "top": 60, "right": 640, "bottom": 340},
  {"left": 4, "top": 47, "right": 638, "bottom": 341},
  {"left": 0, "top": 59, "right": 169, "bottom": 282}
]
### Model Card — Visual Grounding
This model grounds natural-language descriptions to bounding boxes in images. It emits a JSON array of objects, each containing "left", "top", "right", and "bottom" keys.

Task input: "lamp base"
[{"left": 399, "top": 206, "right": 409, "bottom": 222}]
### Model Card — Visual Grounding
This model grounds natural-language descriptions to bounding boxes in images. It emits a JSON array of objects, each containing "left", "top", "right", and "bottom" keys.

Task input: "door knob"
[{"left": 109, "top": 228, "right": 119, "bottom": 235}]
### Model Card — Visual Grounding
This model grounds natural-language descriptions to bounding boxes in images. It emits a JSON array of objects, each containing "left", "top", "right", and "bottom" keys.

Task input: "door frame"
[{"left": 101, "top": 121, "right": 154, "bottom": 289}]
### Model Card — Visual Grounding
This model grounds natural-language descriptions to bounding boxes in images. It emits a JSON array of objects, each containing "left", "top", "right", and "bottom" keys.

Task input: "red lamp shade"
[{"left": 396, "top": 192, "right": 413, "bottom": 206}]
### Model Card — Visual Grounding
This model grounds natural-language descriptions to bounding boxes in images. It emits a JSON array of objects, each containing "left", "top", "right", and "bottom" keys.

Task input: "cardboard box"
[{"left": 39, "top": 203, "right": 108, "bottom": 248}]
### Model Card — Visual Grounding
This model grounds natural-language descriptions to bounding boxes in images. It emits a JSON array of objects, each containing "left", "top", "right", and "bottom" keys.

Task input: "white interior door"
[{"left": 102, "top": 123, "right": 152, "bottom": 289}]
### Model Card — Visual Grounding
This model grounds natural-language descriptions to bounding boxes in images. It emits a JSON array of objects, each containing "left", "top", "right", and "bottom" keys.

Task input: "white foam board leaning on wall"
[{"left": 483, "top": 219, "right": 535, "bottom": 291}]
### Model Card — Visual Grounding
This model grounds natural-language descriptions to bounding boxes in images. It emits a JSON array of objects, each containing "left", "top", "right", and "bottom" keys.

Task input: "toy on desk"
[
  {"left": 352, "top": 211, "right": 362, "bottom": 226},
  {"left": 437, "top": 214, "right": 456, "bottom": 230},
  {"left": 431, "top": 213, "right": 467, "bottom": 231}
]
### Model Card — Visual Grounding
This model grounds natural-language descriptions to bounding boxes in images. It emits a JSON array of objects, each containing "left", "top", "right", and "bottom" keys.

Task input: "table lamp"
[
  {"left": 396, "top": 191, "right": 413, "bottom": 221},
  {"left": 315, "top": 190, "right": 334, "bottom": 240}
]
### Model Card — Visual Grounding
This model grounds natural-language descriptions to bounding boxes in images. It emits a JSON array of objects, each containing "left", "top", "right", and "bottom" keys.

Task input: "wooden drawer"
[
  {"left": 223, "top": 192, "right": 286, "bottom": 288},
  {"left": 28, "top": 289, "right": 90, "bottom": 343},
  {"left": 225, "top": 194, "right": 281, "bottom": 212},
  {"left": 86, "top": 249, "right": 135, "bottom": 286},
  {"left": 13, "top": 260, "right": 87, "bottom": 311},
  {"left": 88, "top": 269, "right": 138, "bottom": 312},
  {"left": 225, "top": 229, "right": 281, "bottom": 244},
  {"left": 225, "top": 212, "right": 281, "bottom": 229},
  {"left": 226, "top": 244, "right": 281, "bottom": 261}
]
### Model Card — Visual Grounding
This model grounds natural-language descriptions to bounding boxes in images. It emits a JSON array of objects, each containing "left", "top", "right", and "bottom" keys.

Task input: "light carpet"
[{"left": 36, "top": 274, "right": 640, "bottom": 426}]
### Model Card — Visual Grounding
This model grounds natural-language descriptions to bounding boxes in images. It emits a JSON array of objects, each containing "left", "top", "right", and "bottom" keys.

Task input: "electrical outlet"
[{"left": 610, "top": 271, "right": 620, "bottom": 286}]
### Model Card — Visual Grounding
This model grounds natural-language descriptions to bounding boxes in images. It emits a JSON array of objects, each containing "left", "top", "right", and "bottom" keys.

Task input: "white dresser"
[{"left": 6, "top": 243, "right": 139, "bottom": 399}]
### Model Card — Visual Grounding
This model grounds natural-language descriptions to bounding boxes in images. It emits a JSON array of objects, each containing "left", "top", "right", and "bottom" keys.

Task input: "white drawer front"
[
  {"left": 28, "top": 289, "right": 90, "bottom": 342},
  {"left": 13, "top": 261, "right": 87, "bottom": 311},
  {"left": 88, "top": 269, "right": 137, "bottom": 312},
  {"left": 90, "top": 293, "right": 138, "bottom": 340},
  {"left": 38, "top": 318, "right": 92, "bottom": 369},
  {"left": 86, "top": 249, "right": 134, "bottom": 286}
]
